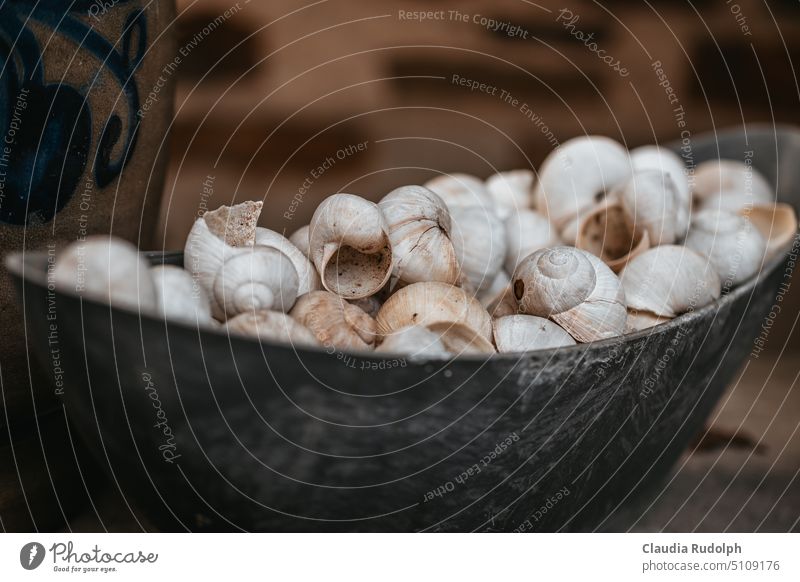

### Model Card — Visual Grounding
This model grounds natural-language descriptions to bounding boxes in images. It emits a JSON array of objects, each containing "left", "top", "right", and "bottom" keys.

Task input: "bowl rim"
[{"left": 6, "top": 237, "right": 795, "bottom": 364}]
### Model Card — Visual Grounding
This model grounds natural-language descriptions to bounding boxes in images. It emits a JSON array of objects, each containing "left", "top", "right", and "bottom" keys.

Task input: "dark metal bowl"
[{"left": 7, "top": 126, "right": 799, "bottom": 532}]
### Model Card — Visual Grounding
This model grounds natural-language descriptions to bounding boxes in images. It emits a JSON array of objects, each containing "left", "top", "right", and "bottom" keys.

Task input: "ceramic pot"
[{"left": 0, "top": 0, "right": 176, "bottom": 427}]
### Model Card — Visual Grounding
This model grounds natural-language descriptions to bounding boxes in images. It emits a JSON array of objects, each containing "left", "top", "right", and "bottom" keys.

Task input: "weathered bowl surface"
[{"left": 8, "top": 126, "right": 800, "bottom": 531}]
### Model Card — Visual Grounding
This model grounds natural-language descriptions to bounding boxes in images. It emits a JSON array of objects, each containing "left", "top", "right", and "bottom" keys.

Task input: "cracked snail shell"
[{"left": 378, "top": 185, "right": 460, "bottom": 286}]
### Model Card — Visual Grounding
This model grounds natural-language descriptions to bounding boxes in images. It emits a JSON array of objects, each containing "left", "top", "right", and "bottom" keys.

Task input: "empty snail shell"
[
  {"left": 625, "top": 309, "right": 670, "bottom": 333},
  {"left": 743, "top": 203, "right": 798, "bottom": 259},
  {"left": 184, "top": 201, "right": 263, "bottom": 318},
  {"left": 576, "top": 199, "right": 651, "bottom": 273},
  {"left": 255, "top": 227, "right": 321, "bottom": 295},
  {"left": 376, "top": 325, "right": 451, "bottom": 358},
  {"left": 486, "top": 169, "right": 534, "bottom": 220},
  {"left": 378, "top": 185, "right": 460, "bottom": 286},
  {"left": 426, "top": 322, "right": 496, "bottom": 355},
  {"left": 487, "top": 284, "right": 519, "bottom": 319},
  {"left": 684, "top": 209, "right": 768, "bottom": 287},
  {"left": 493, "top": 315, "right": 576, "bottom": 352},
  {"left": 309, "top": 193, "right": 393, "bottom": 299},
  {"left": 615, "top": 170, "right": 679, "bottom": 246},
  {"left": 214, "top": 246, "right": 299, "bottom": 319},
  {"left": 512, "top": 247, "right": 627, "bottom": 342},
  {"left": 449, "top": 205, "right": 507, "bottom": 294},
  {"left": 693, "top": 160, "right": 773, "bottom": 208},
  {"left": 697, "top": 191, "right": 764, "bottom": 214},
  {"left": 478, "top": 270, "right": 511, "bottom": 308},
  {"left": 151, "top": 265, "right": 212, "bottom": 325},
  {"left": 288, "top": 225, "right": 311, "bottom": 258},
  {"left": 424, "top": 173, "right": 494, "bottom": 211},
  {"left": 504, "top": 209, "right": 561, "bottom": 273},
  {"left": 375, "top": 281, "right": 493, "bottom": 343},
  {"left": 631, "top": 145, "right": 691, "bottom": 237},
  {"left": 290, "top": 290, "right": 377, "bottom": 351},
  {"left": 620, "top": 245, "right": 721, "bottom": 318},
  {"left": 348, "top": 295, "right": 383, "bottom": 318},
  {"left": 226, "top": 310, "right": 319, "bottom": 347},
  {"left": 534, "top": 136, "right": 631, "bottom": 235},
  {"left": 53, "top": 236, "right": 157, "bottom": 311}
]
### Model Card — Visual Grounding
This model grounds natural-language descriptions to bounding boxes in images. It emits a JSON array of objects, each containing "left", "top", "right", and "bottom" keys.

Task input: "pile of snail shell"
[{"left": 54, "top": 136, "right": 797, "bottom": 359}]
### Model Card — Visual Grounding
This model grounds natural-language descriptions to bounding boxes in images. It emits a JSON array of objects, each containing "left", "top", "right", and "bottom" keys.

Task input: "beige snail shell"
[
  {"left": 226, "top": 310, "right": 319, "bottom": 347},
  {"left": 575, "top": 199, "right": 650, "bottom": 273},
  {"left": 213, "top": 246, "right": 299, "bottom": 319},
  {"left": 743, "top": 203, "right": 798, "bottom": 259},
  {"left": 620, "top": 245, "right": 721, "bottom": 318},
  {"left": 493, "top": 315, "right": 576, "bottom": 352},
  {"left": 53, "top": 236, "right": 157, "bottom": 312},
  {"left": 512, "top": 247, "right": 627, "bottom": 342},
  {"left": 308, "top": 194, "right": 393, "bottom": 299},
  {"left": 375, "top": 281, "right": 493, "bottom": 343},
  {"left": 378, "top": 185, "right": 460, "bottom": 286},
  {"left": 290, "top": 290, "right": 377, "bottom": 351}
]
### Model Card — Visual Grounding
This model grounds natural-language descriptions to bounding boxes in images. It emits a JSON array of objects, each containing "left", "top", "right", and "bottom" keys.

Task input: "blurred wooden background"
[{"left": 155, "top": 0, "right": 800, "bottom": 249}]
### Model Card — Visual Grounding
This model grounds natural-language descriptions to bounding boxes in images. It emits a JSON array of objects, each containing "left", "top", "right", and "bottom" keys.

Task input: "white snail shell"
[
  {"left": 151, "top": 265, "right": 212, "bottom": 325},
  {"left": 424, "top": 173, "right": 494, "bottom": 212},
  {"left": 512, "top": 247, "right": 627, "bottom": 342},
  {"left": 487, "top": 284, "right": 519, "bottom": 319},
  {"left": 485, "top": 169, "right": 534, "bottom": 220},
  {"left": 449, "top": 205, "right": 507, "bottom": 294},
  {"left": 534, "top": 136, "right": 631, "bottom": 235},
  {"left": 184, "top": 201, "right": 263, "bottom": 319},
  {"left": 288, "top": 225, "right": 311, "bottom": 258},
  {"left": 625, "top": 310, "right": 670, "bottom": 333},
  {"left": 616, "top": 169, "right": 679, "bottom": 247},
  {"left": 493, "top": 315, "right": 576, "bottom": 352},
  {"left": 478, "top": 270, "right": 511, "bottom": 308},
  {"left": 213, "top": 246, "right": 299, "bottom": 319},
  {"left": 620, "top": 245, "right": 721, "bottom": 318},
  {"left": 309, "top": 193, "right": 393, "bottom": 299},
  {"left": 631, "top": 145, "right": 691, "bottom": 237},
  {"left": 504, "top": 209, "right": 561, "bottom": 273},
  {"left": 255, "top": 227, "right": 321, "bottom": 295},
  {"left": 226, "top": 310, "right": 319, "bottom": 347},
  {"left": 53, "top": 236, "right": 157, "bottom": 312},
  {"left": 693, "top": 160, "right": 773, "bottom": 209},
  {"left": 378, "top": 185, "right": 460, "bottom": 286},
  {"left": 376, "top": 325, "right": 450, "bottom": 358},
  {"left": 290, "top": 290, "right": 377, "bottom": 351},
  {"left": 684, "top": 209, "right": 767, "bottom": 287}
]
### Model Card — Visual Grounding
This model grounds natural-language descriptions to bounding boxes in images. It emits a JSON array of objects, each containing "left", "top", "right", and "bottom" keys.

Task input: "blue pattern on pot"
[{"left": 0, "top": 0, "right": 146, "bottom": 225}]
